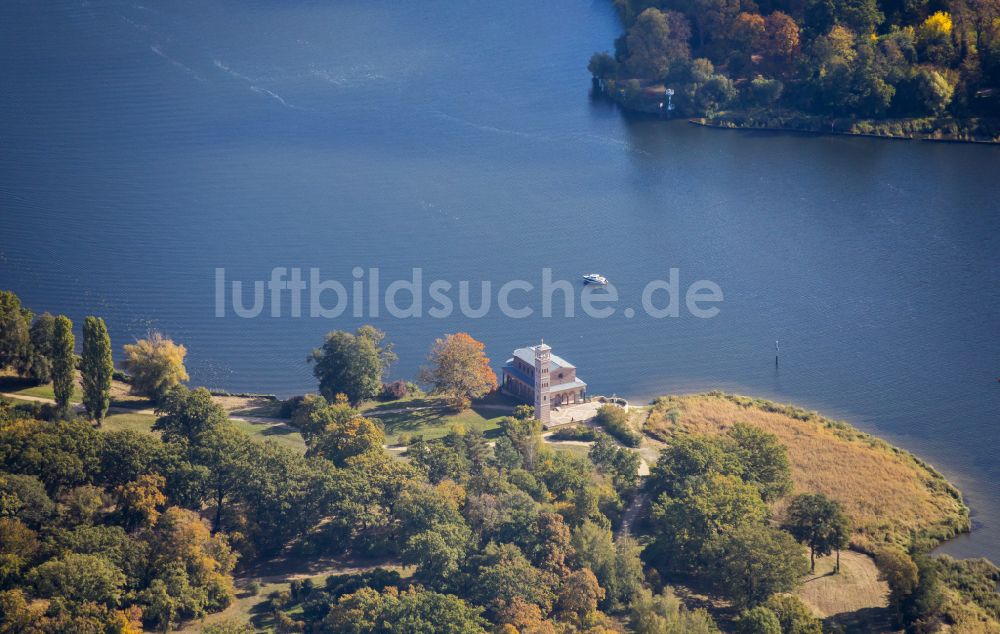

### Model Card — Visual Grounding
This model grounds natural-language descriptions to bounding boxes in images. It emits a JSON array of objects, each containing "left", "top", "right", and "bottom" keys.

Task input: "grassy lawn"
[
  {"left": 229, "top": 418, "right": 306, "bottom": 453},
  {"left": 177, "top": 559, "right": 410, "bottom": 633},
  {"left": 0, "top": 376, "right": 83, "bottom": 403},
  {"left": 363, "top": 393, "right": 517, "bottom": 446},
  {"left": 545, "top": 442, "right": 592, "bottom": 460},
  {"left": 0, "top": 375, "right": 152, "bottom": 410},
  {"left": 797, "top": 551, "right": 891, "bottom": 628},
  {"left": 101, "top": 411, "right": 158, "bottom": 434}
]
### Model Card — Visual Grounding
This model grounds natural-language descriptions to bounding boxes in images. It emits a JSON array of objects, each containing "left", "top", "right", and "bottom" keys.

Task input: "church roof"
[
  {"left": 501, "top": 363, "right": 587, "bottom": 392},
  {"left": 511, "top": 346, "right": 575, "bottom": 370}
]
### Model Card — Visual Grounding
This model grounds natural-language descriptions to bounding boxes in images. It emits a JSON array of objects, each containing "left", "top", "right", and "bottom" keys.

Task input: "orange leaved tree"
[{"left": 419, "top": 333, "right": 497, "bottom": 411}]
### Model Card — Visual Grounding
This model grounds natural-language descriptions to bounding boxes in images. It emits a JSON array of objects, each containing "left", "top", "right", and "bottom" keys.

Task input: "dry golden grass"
[
  {"left": 644, "top": 393, "right": 969, "bottom": 553},
  {"left": 798, "top": 551, "right": 889, "bottom": 619}
]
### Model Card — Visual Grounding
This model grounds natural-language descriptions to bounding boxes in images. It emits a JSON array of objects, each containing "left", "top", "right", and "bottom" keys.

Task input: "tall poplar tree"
[
  {"left": 51, "top": 315, "right": 75, "bottom": 418},
  {"left": 82, "top": 316, "right": 113, "bottom": 425}
]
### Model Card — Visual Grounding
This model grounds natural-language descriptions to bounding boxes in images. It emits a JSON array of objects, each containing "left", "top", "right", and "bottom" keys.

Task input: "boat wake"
[{"left": 213, "top": 59, "right": 307, "bottom": 110}]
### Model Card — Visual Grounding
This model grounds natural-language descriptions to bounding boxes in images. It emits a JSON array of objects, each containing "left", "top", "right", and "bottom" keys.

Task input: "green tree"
[
  {"left": 915, "top": 67, "right": 955, "bottom": 114},
  {"left": 626, "top": 9, "right": 692, "bottom": 78},
  {"left": 0, "top": 518, "right": 39, "bottom": 585},
  {"left": 401, "top": 523, "right": 473, "bottom": 588},
  {"left": 51, "top": 315, "right": 76, "bottom": 418},
  {"left": 749, "top": 76, "right": 785, "bottom": 105},
  {"left": 26, "top": 312, "right": 56, "bottom": 383},
  {"left": 195, "top": 423, "right": 254, "bottom": 534},
  {"left": 28, "top": 553, "right": 126, "bottom": 606},
  {"left": 735, "top": 605, "right": 781, "bottom": 633},
  {"left": 122, "top": 332, "right": 189, "bottom": 402},
  {"left": 81, "top": 316, "right": 113, "bottom": 425},
  {"left": 630, "top": 587, "right": 719, "bottom": 633},
  {"left": 473, "top": 542, "right": 556, "bottom": 615},
  {"left": 498, "top": 416, "right": 543, "bottom": 470},
  {"left": 308, "top": 411, "right": 385, "bottom": 467},
  {"left": 706, "top": 524, "right": 809, "bottom": 607},
  {"left": 647, "top": 434, "right": 743, "bottom": 498},
  {"left": 783, "top": 493, "right": 851, "bottom": 572},
  {"left": 588, "top": 51, "right": 619, "bottom": 79},
  {"left": 875, "top": 547, "right": 918, "bottom": 623},
  {"left": 378, "top": 588, "right": 489, "bottom": 634},
  {"left": 763, "top": 594, "right": 822, "bottom": 634},
  {"left": 648, "top": 473, "right": 768, "bottom": 572},
  {"left": 727, "top": 423, "right": 793, "bottom": 502},
  {"left": 556, "top": 568, "right": 605, "bottom": 625},
  {"left": 589, "top": 433, "right": 641, "bottom": 493},
  {"left": 154, "top": 386, "right": 227, "bottom": 444},
  {"left": 571, "top": 521, "right": 645, "bottom": 610},
  {"left": 310, "top": 326, "right": 395, "bottom": 406},
  {"left": 0, "top": 291, "right": 31, "bottom": 375}
]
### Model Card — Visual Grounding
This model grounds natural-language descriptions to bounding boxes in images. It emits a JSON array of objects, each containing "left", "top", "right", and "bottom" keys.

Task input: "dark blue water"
[{"left": 1, "top": 0, "right": 999, "bottom": 559}]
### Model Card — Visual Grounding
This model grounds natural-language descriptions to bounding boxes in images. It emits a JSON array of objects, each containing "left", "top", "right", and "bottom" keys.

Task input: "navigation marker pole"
[{"left": 775, "top": 340, "right": 780, "bottom": 367}]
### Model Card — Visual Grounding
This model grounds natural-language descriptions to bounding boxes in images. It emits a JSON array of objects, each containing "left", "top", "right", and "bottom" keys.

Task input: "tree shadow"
[
  {"left": 825, "top": 606, "right": 896, "bottom": 633},
  {"left": 0, "top": 376, "right": 38, "bottom": 393}
]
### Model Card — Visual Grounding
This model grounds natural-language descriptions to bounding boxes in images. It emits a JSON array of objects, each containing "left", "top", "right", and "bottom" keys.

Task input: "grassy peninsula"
[
  {"left": 643, "top": 392, "right": 970, "bottom": 553},
  {"left": 589, "top": 0, "right": 1000, "bottom": 142},
  {"left": 3, "top": 289, "right": 1000, "bottom": 633}
]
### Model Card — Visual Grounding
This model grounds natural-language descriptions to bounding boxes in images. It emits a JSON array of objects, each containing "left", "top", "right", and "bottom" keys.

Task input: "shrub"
[
  {"left": 278, "top": 395, "right": 307, "bottom": 419},
  {"left": 763, "top": 594, "right": 822, "bottom": 633},
  {"left": 380, "top": 380, "right": 409, "bottom": 401},
  {"left": 595, "top": 405, "right": 641, "bottom": 447},
  {"left": 550, "top": 425, "right": 597, "bottom": 441}
]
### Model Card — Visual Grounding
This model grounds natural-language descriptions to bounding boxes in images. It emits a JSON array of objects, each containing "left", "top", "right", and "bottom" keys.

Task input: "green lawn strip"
[
  {"left": 366, "top": 396, "right": 516, "bottom": 446},
  {"left": 101, "top": 411, "right": 158, "bottom": 434},
  {"left": 228, "top": 418, "right": 306, "bottom": 453},
  {"left": 545, "top": 442, "right": 592, "bottom": 460}
]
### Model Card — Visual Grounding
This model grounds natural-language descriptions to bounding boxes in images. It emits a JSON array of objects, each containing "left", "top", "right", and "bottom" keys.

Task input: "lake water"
[{"left": 1, "top": 0, "right": 999, "bottom": 560}]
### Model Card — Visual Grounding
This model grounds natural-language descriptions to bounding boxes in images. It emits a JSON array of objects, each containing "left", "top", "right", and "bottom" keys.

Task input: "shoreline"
[
  {"left": 643, "top": 391, "right": 972, "bottom": 555},
  {"left": 593, "top": 82, "right": 1000, "bottom": 144},
  {"left": 688, "top": 116, "right": 1000, "bottom": 145},
  {"left": 4, "top": 378, "right": 981, "bottom": 557}
]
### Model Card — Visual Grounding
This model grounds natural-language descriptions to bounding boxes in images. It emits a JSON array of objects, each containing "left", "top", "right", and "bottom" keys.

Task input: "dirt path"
[{"left": 616, "top": 492, "right": 649, "bottom": 539}]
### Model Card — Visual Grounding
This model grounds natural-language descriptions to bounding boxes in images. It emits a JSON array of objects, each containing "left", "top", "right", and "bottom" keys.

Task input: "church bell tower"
[{"left": 534, "top": 341, "right": 551, "bottom": 425}]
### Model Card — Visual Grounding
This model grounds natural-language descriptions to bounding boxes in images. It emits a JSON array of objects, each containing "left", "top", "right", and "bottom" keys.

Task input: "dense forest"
[
  {"left": 2, "top": 288, "right": 1000, "bottom": 633},
  {"left": 589, "top": 0, "right": 1000, "bottom": 138}
]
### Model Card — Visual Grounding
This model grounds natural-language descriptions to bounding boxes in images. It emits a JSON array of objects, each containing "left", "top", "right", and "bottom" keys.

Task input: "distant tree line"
[{"left": 590, "top": 0, "right": 1000, "bottom": 125}]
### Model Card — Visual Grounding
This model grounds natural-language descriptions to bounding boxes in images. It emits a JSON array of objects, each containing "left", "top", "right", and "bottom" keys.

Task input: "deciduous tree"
[
  {"left": 122, "top": 332, "right": 189, "bottom": 402},
  {"left": 26, "top": 312, "right": 56, "bottom": 383},
  {"left": 626, "top": 8, "right": 692, "bottom": 78},
  {"left": 310, "top": 326, "right": 395, "bottom": 406},
  {"left": 420, "top": 333, "right": 497, "bottom": 410},
  {"left": 51, "top": 315, "right": 75, "bottom": 418},
  {"left": 706, "top": 524, "right": 809, "bottom": 607},
  {"left": 783, "top": 492, "right": 851, "bottom": 572},
  {"left": 28, "top": 552, "right": 126, "bottom": 606},
  {"left": 0, "top": 291, "right": 31, "bottom": 375},
  {"left": 82, "top": 316, "right": 113, "bottom": 424}
]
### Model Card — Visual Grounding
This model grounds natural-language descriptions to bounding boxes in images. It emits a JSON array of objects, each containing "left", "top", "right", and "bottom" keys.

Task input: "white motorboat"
[{"left": 582, "top": 273, "right": 608, "bottom": 285}]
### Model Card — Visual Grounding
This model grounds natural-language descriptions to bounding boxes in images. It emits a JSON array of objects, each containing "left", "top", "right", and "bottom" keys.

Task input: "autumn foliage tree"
[
  {"left": 625, "top": 8, "right": 692, "bottom": 78},
  {"left": 420, "top": 333, "right": 497, "bottom": 410},
  {"left": 122, "top": 332, "right": 189, "bottom": 402}
]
